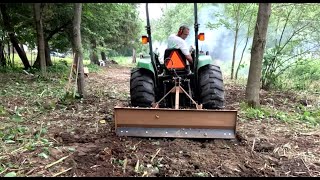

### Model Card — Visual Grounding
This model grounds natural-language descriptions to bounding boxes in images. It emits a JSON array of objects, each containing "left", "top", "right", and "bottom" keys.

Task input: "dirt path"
[
  {"left": 2, "top": 65, "right": 319, "bottom": 177},
  {"left": 53, "top": 65, "right": 319, "bottom": 177}
]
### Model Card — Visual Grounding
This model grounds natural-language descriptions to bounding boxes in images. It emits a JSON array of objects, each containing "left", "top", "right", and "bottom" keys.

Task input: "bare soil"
[{"left": 1, "top": 65, "right": 319, "bottom": 177}]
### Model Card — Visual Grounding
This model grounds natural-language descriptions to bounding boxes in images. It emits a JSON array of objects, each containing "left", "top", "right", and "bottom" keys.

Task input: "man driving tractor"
[{"left": 167, "top": 25, "right": 193, "bottom": 65}]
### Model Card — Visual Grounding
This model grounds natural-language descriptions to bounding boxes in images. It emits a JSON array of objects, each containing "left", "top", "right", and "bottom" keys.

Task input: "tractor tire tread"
[
  {"left": 130, "top": 68, "right": 155, "bottom": 107},
  {"left": 198, "top": 64, "right": 225, "bottom": 109}
]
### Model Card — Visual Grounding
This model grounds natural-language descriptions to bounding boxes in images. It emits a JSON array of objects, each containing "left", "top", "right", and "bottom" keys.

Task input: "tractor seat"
[{"left": 163, "top": 48, "right": 190, "bottom": 74}]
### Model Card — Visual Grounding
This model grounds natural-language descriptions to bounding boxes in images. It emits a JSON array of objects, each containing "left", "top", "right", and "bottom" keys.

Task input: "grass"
[
  {"left": 240, "top": 102, "right": 320, "bottom": 127},
  {"left": 0, "top": 71, "right": 67, "bottom": 177},
  {"left": 0, "top": 53, "right": 94, "bottom": 176},
  {"left": 0, "top": 54, "right": 135, "bottom": 176},
  {"left": 6, "top": 52, "right": 135, "bottom": 68}
]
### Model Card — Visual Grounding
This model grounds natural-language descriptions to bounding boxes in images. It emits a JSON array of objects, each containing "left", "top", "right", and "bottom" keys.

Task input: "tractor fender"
[
  {"left": 136, "top": 58, "right": 156, "bottom": 82},
  {"left": 197, "top": 54, "right": 214, "bottom": 71}
]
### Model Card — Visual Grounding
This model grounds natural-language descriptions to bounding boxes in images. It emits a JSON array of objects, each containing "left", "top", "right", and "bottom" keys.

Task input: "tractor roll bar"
[
  {"left": 194, "top": 3, "right": 199, "bottom": 71},
  {"left": 145, "top": 3, "right": 158, "bottom": 78}
]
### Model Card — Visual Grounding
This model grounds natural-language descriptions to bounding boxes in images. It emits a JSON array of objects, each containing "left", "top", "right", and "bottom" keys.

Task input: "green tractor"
[
  {"left": 114, "top": 3, "right": 236, "bottom": 139},
  {"left": 130, "top": 3, "right": 225, "bottom": 110}
]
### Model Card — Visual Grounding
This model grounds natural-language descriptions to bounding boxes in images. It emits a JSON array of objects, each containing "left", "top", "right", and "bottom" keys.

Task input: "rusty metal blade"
[{"left": 114, "top": 106, "right": 237, "bottom": 139}]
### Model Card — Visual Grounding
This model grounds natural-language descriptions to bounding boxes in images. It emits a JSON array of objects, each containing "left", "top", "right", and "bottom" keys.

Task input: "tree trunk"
[
  {"left": 7, "top": 42, "right": 10, "bottom": 64},
  {"left": 12, "top": 43, "right": 14, "bottom": 66},
  {"left": 45, "top": 39, "right": 52, "bottom": 66},
  {"left": 245, "top": 3, "right": 271, "bottom": 107},
  {"left": 231, "top": 4, "right": 241, "bottom": 80},
  {"left": 231, "top": 28, "right": 239, "bottom": 79},
  {"left": 90, "top": 39, "right": 99, "bottom": 65},
  {"left": 132, "top": 48, "right": 136, "bottom": 63},
  {"left": 0, "top": 41, "right": 6, "bottom": 67},
  {"left": 101, "top": 51, "right": 107, "bottom": 61},
  {"left": 73, "top": 3, "right": 85, "bottom": 97},
  {"left": 20, "top": 43, "right": 25, "bottom": 54},
  {"left": 33, "top": 39, "right": 53, "bottom": 68},
  {"left": 100, "top": 42, "right": 107, "bottom": 61},
  {"left": 34, "top": 3, "right": 46, "bottom": 75},
  {"left": 0, "top": 4, "right": 31, "bottom": 69}
]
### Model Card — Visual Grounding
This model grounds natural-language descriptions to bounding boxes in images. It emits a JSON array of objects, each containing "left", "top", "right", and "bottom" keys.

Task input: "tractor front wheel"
[
  {"left": 198, "top": 64, "right": 225, "bottom": 109},
  {"left": 130, "top": 68, "right": 155, "bottom": 107}
]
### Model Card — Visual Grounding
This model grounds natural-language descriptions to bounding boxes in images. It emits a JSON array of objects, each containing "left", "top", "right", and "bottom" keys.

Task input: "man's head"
[{"left": 177, "top": 25, "right": 190, "bottom": 40}]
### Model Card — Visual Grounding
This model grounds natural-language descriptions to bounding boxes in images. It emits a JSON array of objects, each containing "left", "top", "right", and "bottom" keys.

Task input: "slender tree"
[
  {"left": 73, "top": 3, "right": 85, "bottom": 97},
  {"left": 230, "top": 4, "right": 241, "bottom": 79},
  {"left": 34, "top": 3, "right": 46, "bottom": 75},
  {"left": 235, "top": 6, "right": 255, "bottom": 79},
  {"left": 0, "top": 4, "right": 31, "bottom": 69},
  {"left": 245, "top": 3, "right": 271, "bottom": 107}
]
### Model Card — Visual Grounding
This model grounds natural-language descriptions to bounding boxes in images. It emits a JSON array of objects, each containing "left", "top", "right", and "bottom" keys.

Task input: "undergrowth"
[{"left": 240, "top": 102, "right": 320, "bottom": 127}]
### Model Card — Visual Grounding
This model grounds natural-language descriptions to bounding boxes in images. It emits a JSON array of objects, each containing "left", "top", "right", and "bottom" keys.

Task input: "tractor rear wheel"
[
  {"left": 198, "top": 64, "right": 225, "bottom": 109},
  {"left": 130, "top": 68, "right": 155, "bottom": 107}
]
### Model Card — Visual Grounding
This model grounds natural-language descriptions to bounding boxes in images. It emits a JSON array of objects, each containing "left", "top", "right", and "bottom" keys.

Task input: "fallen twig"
[
  {"left": 39, "top": 90, "right": 46, "bottom": 97},
  {"left": 45, "top": 155, "right": 69, "bottom": 169},
  {"left": 151, "top": 148, "right": 161, "bottom": 163},
  {"left": 301, "top": 158, "right": 312, "bottom": 176},
  {"left": 52, "top": 167, "right": 72, "bottom": 177},
  {"left": 0, "top": 168, "right": 8, "bottom": 175},
  {"left": 11, "top": 147, "right": 27, "bottom": 155},
  {"left": 251, "top": 138, "right": 256, "bottom": 152},
  {"left": 141, "top": 171, "right": 148, "bottom": 177},
  {"left": 25, "top": 167, "right": 37, "bottom": 176},
  {"left": 132, "top": 141, "right": 142, "bottom": 150},
  {"left": 134, "top": 159, "right": 140, "bottom": 173},
  {"left": 22, "top": 70, "right": 34, "bottom": 76},
  {"left": 122, "top": 157, "right": 128, "bottom": 174}
]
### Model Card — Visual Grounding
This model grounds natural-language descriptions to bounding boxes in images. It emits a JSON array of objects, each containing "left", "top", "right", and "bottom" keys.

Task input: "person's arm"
[
  {"left": 180, "top": 41, "right": 193, "bottom": 64},
  {"left": 185, "top": 54, "right": 193, "bottom": 64}
]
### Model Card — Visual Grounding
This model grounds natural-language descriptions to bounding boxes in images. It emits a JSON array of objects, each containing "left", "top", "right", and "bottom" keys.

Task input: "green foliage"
[
  {"left": 0, "top": 64, "right": 66, "bottom": 175},
  {"left": 47, "top": 61, "right": 69, "bottom": 73},
  {"left": 240, "top": 102, "right": 320, "bottom": 126},
  {"left": 113, "top": 56, "right": 132, "bottom": 65},
  {"left": 206, "top": 4, "right": 258, "bottom": 79},
  {"left": 86, "top": 63, "right": 101, "bottom": 73},
  {"left": 262, "top": 47, "right": 311, "bottom": 90},
  {"left": 207, "top": 4, "right": 257, "bottom": 33},
  {"left": 0, "top": 3, "right": 142, "bottom": 67},
  {"left": 281, "top": 59, "right": 320, "bottom": 91},
  {"left": 4, "top": 4, "right": 35, "bottom": 46},
  {"left": 261, "top": 4, "right": 320, "bottom": 90},
  {"left": 296, "top": 105, "right": 320, "bottom": 126},
  {"left": 82, "top": 3, "right": 142, "bottom": 56},
  {"left": 240, "top": 102, "right": 270, "bottom": 119},
  {"left": 0, "top": 66, "right": 23, "bottom": 73},
  {"left": 150, "top": 3, "right": 206, "bottom": 42},
  {"left": 4, "top": 172, "right": 16, "bottom": 177}
]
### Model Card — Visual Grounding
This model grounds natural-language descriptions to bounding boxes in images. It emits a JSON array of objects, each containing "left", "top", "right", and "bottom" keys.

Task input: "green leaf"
[
  {"left": 303, "top": 111, "right": 311, "bottom": 117},
  {"left": 11, "top": 114, "right": 23, "bottom": 123},
  {"left": 38, "top": 152, "right": 49, "bottom": 159},
  {"left": 4, "top": 140, "right": 16, "bottom": 144},
  {"left": 0, "top": 105, "right": 6, "bottom": 115},
  {"left": 68, "top": 147, "right": 75, "bottom": 152},
  {"left": 40, "top": 138, "right": 49, "bottom": 144},
  {"left": 4, "top": 172, "right": 17, "bottom": 177}
]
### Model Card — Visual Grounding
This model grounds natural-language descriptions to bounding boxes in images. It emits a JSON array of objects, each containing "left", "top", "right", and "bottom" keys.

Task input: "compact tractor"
[{"left": 114, "top": 3, "right": 237, "bottom": 139}]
